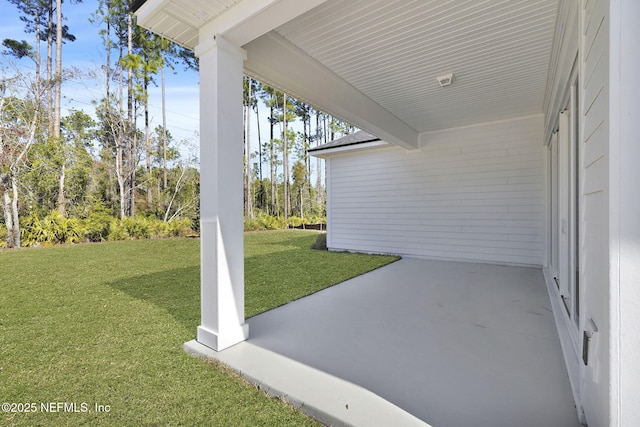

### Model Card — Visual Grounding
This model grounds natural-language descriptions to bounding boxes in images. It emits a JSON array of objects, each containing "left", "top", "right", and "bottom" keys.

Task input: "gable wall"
[{"left": 326, "top": 115, "right": 545, "bottom": 266}]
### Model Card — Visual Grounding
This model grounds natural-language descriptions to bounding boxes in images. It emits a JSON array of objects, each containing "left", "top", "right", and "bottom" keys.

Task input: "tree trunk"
[
  {"left": 53, "top": 0, "right": 62, "bottom": 139},
  {"left": 126, "top": 12, "right": 135, "bottom": 217},
  {"left": 119, "top": 43, "right": 124, "bottom": 110},
  {"left": 105, "top": 1, "right": 111, "bottom": 99},
  {"left": 11, "top": 175, "right": 21, "bottom": 248},
  {"left": 47, "top": 0, "right": 53, "bottom": 130},
  {"left": 304, "top": 112, "right": 312, "bottom": 213},
  {"left": 161, "top": 58, "right": 167, "bottom": 190},
  {"left": 255, "top": 98, "right": 264, "bottom": 212},
  {"left": 256, "top": 99, "right": 262, "bottom": 181},
  {"left": 131, "top": 109, "right": 137, "bottom": 218},
  {"left": 269, "top": 97, "right": 276, "bottom": 215},
  {"left": 330, "top": 116, "right": 335, "bottom": 141},
  {"left": 57, "top": 163, "right": 66, "bottom": 215},
  {"left": 116, "top": 142, "right": 125, "bottom": 219},
  {"left": 283, "top": 93, "right": 289, "bottom": 219},
  {"left": 245, "top": 78, "right": 253, "bottom": 219},
  {"left": 316, "top": 110, "right": 322, "bottom": 209},
  {"left": 303, "top": 113, "right": 309, "bottom": 181},
  {"left": 2, "top": 187, "right": 15, "bottom": 248},
  {"left": 163, "top": 163, "right": 187, "bottom": 222},
  {"left": 145, "top": 77, "right": 152, "bottom": 210},
  {"left": 1, "top": 100, "right": 39, "bottom": 248},
  {"left": 299, "top": 185, "right": 304, "bottom": 219},
  {"left": 54, "top": 0, "right": 65, "bottom": 215},
  {"left": 34, "top": 18, "right": 41, "bottom": 105}
]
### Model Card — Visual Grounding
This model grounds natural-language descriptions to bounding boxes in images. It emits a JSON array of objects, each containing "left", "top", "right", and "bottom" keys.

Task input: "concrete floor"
[{"left": 187, "top": 258, "right": 581, "bottom": 427}]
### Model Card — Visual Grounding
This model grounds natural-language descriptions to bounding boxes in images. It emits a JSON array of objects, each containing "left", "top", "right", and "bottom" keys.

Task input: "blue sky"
[
  {"left": 0, "top": 1, "right": 326, "bottom": 181},
  {"left": 0, "top": 0, "right": 201, "bottom": 146}
]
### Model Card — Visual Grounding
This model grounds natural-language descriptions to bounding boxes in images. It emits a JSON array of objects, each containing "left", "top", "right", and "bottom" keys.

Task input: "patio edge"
[{"left": 184, "top": 339, "right": 431, "bottom": 427}]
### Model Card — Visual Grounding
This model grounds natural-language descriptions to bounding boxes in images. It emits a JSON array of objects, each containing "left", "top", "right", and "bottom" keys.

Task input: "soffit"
[
  {"left": 275, "top": 0, "right": 560, "bottom": 133},
  {"left": 136, "top": 0, "right": 242, "bottom": 48}
]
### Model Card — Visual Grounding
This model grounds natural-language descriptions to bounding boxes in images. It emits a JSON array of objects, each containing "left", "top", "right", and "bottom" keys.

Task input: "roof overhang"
[
  {"left": 137, "top": 1, "right": 560, "bottom": 152},
  {"left": 135, "top": 0, "right": 328, "bottom": 49},
  {"left": 309, "top": 131, "right": 390, "bottom": 158}
]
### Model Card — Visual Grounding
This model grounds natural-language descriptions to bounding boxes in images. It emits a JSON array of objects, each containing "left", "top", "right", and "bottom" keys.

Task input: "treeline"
[
  {"left": 1, "top": 0, "right": 198, "bottom": 248},
  {"left": 242, "top": 78, "right": 353, "bottom": 223},
  {"left": 1, "top": 1, "right": 351, "bottom": 248}
]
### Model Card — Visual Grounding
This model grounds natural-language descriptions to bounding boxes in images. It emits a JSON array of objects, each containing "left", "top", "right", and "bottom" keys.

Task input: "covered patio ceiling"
[{"left": 136, "top": 0, "right": 560, "bottom": 149}]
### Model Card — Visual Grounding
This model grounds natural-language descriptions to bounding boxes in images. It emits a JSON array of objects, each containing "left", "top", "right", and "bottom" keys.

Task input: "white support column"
[{"left": 194, "top": 35, "right": 248, "bottom": 351}]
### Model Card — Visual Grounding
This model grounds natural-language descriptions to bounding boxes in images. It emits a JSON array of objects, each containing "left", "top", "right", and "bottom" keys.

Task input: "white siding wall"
[
  {"left": 608, "top": 1, "right": 640, "bottom": 426},
  {"left": 581, "top": 0, "right": 609, "bottom": 425},
  {"left": 326, "top": 115, "right": 545, "bottom": 266}
]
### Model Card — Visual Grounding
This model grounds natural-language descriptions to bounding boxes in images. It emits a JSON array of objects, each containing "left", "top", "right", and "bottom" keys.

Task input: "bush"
[
  {"left": 168, "top": 218, "right": 197, "bottom": 237},
  {"left": 0, "top": 226, "right": 7, "bottom": 248},
  {"left": 84, "top": 206, "right": 113, "bottom": 242},
  {"left": 244, "top": 214, "right": 327, "bottom": 231},
  {"left": 311, "top": 233, "right": 327, "bottom": 250},
  {"left": 106, "top": 216, "right": 198, "bottom": 241},
  {"left": 109, "top": 217, "right": 151, "bottom": 240},
  {"left": 287, "top": 216, "right": 305, "bottom": 227},
  {"left": 107, "top": 219, "right": 128, "bottom": 241},
  {"left": 244, "top": 213, "right": 289, "bottom": 231},
  {"left": 22, "top": 210, "right": 86, "bottom": 245},
  {"left": 123, "top": 217, "right": 151, "bottom": 239},
  {"left": 13, "top": 211, "right": 199, "bottom": 247}
]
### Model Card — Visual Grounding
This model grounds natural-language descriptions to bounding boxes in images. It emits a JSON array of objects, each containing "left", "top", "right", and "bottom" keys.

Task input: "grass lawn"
[{"left": 0, "top": 230, "right": 397, "bottom": 426}]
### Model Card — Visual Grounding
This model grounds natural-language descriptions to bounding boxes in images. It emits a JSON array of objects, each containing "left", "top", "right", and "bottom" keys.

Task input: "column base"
[{"left": 197, "top": 324, "right": 249, "bottom": 351}]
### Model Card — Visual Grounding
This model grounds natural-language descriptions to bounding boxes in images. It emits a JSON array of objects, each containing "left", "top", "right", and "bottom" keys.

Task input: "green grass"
[{"left": 0, "top": 230, "right": 397, "bottom": 426}]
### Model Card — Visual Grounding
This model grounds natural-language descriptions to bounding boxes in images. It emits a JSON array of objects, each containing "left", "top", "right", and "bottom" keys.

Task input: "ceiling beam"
[
  {"left": 200, "top": 0, "right": 328, "bottom": 48},
  {"left": 244, "top": 32, "right": 420, "bottom": 150},
  {"left": 137, "top": 0, "right": 328, "bottom": 50}
]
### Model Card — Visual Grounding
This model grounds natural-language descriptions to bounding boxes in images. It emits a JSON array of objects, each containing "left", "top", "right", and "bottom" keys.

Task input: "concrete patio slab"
[
  {"left": 185, "top": 339, "right": 429, "bottom": 427},
  {"left": 188, "top": 258, "right": 581, "bottom": 427}
]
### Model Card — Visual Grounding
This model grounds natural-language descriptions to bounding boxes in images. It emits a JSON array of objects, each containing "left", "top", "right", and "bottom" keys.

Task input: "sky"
[
  {"left": 0, "top": 0, "right": 326, "bottom": 180},
  {"left": 0, "top": 0, "right": 201, "bottom": 147}
]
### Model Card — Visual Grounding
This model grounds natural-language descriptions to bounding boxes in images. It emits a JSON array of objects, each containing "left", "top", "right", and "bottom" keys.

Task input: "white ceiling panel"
[
  {"left": 276, "top": 0, "right": 560, "bottom": 133},
  {"left": 136, "top": 0, "right": 242, "bottom": 48}
]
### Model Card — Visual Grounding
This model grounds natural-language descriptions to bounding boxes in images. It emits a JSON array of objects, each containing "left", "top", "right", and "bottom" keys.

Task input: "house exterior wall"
[
  {"left": 543, "top": 1, "right": 640, "bottom": 426},
  {"left": 325, "top": 115, "right": 545, "bottom": 266},
  {"left": 608, "top": 1, "right": 640, "bottom": 426},
  {"left": 580, "top": 0, "right": 610, "bottom": 425}
]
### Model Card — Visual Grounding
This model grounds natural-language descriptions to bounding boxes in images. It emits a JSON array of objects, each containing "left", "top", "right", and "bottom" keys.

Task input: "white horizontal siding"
[{"left": 326, "top": 115, "right": 545, "bottom": 266}]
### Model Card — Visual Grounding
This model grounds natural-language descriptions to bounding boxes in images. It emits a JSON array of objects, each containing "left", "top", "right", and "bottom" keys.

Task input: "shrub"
[
  {"left": 261, "top": 214, "right": 288, "bottom": 230},
  {"left": 149, "top": 219, "right": 170, "bottom": 238},
  {"left": 311, "top": 233, "right": 327, "bottom": 250},
  {"left": 0, "top": 226, "right": 7, "bottom": 248},
  {"left": 84, "top": 206, "right": 113, "bottom": 242},
  {"left": 122, "top": 217, "right": 151, "bottom": 239},
  {"left": 243, "top": 214, "right": 327, "bottom": 231},
  {"left": 243, "top": 218, "right": 263, "bottom": 232},
  {"left": 244, "top": 214, "right": 277, "bottom": 231},
  {"left": 168, "top": 218, "right": 196, "bottom": 237},
  {"left": 287, "top": 216, "right": 305, "bottom": 227},
  {"left": 21, "top": 210, "right": 86, "bottom": 245},
  {"left": 107, "top": 219, "right": 128, "bottom": 241},
  {"left": 13, "top": 211, "right": 198, "bottom": 247}
]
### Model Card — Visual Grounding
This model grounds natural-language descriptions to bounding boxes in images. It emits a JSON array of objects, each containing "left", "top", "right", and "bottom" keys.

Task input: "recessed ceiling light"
[{"left": 437, "top": 73, "right": 454, "bottom": 87}]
